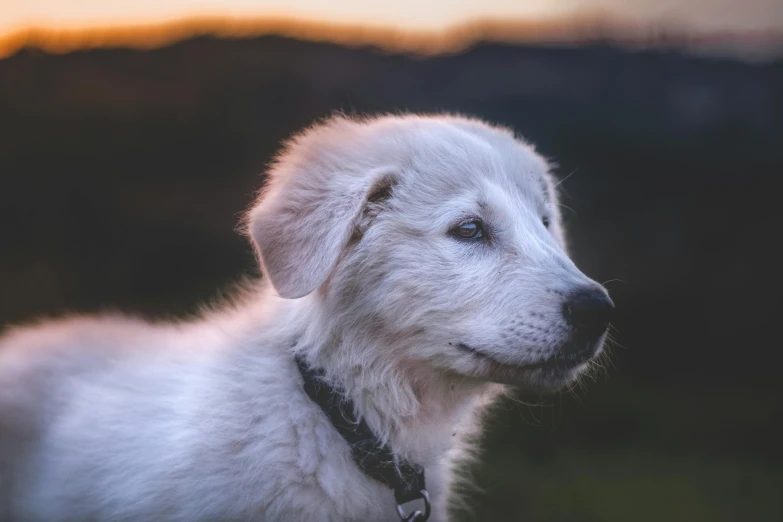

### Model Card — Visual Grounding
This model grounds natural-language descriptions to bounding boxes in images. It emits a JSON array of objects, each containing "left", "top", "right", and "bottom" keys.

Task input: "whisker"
[
  {"left": 555, "top": 167, "right": 579, "bottom": 188},
  {"left": 504, "top": 393, "right": 546, "bottom": 409},
  {"left": 558, "top": 203, "right": 577, "bottom": 217}
]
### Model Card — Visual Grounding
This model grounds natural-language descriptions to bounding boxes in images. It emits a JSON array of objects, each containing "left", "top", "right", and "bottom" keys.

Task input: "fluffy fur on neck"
[{"left": 286, "top": 288, "right": 503, "bottom": 467}]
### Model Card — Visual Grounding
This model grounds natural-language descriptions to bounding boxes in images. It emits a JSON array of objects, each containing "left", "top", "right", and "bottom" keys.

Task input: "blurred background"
[{"left": 1, "top": 1, "right": 782, "bottom": 521}]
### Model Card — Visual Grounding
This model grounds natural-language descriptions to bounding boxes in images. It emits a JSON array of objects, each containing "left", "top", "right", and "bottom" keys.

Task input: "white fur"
[{"left": 0, "top": 114, "right": 608, "bottom": 521}]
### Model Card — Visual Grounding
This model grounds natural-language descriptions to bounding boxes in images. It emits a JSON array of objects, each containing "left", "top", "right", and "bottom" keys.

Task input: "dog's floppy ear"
[{"left": 246, "top": 124, "right": 394, "bottom": 299}]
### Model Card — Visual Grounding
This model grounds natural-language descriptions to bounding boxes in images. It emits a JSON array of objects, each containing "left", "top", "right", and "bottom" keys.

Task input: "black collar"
[{"left": 294, "top": 355, "right": 429, "bottom": 518}]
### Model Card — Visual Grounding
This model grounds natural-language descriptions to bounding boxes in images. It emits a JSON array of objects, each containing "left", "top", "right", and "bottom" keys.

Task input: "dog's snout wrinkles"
[{"left": 563, "top": 287, "right": 615, "bottom": 337}]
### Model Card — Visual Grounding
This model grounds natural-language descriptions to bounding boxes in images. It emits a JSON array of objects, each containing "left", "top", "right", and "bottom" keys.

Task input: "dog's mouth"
[{"left": 455, "top": 341, "right": 600, "bottom": 390}]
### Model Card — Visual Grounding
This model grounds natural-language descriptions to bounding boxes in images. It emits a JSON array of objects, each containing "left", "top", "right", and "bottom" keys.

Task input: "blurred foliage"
[{"left": 457, "top": 380, "right": 783, "bottom": 521}]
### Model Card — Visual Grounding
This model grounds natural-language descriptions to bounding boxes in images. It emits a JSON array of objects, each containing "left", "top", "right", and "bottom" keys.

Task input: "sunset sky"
[{"left": 2, "top": 0, "right": 782, "bottom": 35}]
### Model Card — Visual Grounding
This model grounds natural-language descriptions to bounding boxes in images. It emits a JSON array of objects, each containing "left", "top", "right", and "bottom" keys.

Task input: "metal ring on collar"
[{"left": 396, "top": 489, "right": 431, "bottom": 522}]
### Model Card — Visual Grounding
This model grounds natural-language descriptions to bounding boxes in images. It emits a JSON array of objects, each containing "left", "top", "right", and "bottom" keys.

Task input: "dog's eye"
[
  {"left": 452, "top": 220, "right": 484, "bottom": 240},
  {"left": 542, "top": 216, "right": 550, "bottom": 229}
]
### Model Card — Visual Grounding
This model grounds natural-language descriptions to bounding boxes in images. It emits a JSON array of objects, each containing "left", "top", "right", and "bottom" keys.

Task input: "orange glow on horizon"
[{"left": 1, "top": 15, "right": 782, "bottom": 61}]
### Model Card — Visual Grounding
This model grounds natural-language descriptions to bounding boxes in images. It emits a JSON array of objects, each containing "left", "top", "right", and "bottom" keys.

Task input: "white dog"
[{"left": 0, "top": 114, "right": 614, "bottom": 522}]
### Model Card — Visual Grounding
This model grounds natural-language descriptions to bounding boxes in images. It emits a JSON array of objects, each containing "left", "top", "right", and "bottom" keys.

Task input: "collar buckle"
[{"left": 396, "top": 489, "right": 431, "bottom": 522}]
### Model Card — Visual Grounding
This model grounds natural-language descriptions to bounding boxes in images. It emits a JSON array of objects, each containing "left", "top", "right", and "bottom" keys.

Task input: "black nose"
[{"left": 563, "top": 287, "right": 615, "bottom": 337}]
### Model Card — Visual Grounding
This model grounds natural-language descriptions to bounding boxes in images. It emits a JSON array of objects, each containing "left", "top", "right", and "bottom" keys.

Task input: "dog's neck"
[{"left": 269, "top": 291, "right": 501, "bottom": 466}]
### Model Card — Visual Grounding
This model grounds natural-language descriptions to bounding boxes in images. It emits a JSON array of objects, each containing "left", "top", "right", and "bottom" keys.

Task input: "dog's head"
[{"left": 247, "top": 115, "right": 613, "bottom": 392}]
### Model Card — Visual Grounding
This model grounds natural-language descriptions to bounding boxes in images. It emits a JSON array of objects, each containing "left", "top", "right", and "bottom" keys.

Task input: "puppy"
[{"left": 0, "top": 114, "right": 613, "bottom": 521}]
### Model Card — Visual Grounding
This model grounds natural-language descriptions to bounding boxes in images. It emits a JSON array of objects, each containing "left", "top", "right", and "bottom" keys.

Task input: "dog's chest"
[{"left": 243, "top": 396, "right": 404, "bottom": 521}]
